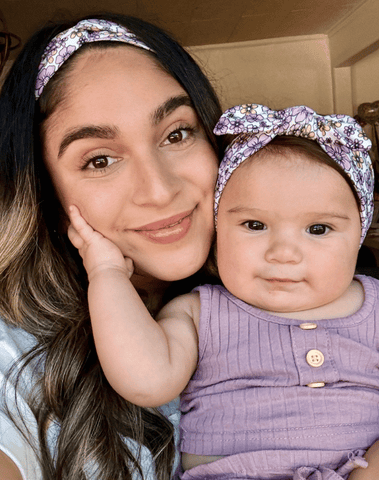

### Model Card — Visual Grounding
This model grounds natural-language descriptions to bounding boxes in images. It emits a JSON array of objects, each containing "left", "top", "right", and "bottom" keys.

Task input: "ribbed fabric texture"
[{"left": 180, "top": 276, "right": 379, "bottom": 457}]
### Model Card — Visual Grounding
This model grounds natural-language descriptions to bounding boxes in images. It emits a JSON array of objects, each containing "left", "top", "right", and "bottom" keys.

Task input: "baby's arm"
[
  {"left": 347, "top": 441, "right": 379, "bottom": 479},
  {"left": 68, "top": 206, "right": 199, "bottom": 408}
]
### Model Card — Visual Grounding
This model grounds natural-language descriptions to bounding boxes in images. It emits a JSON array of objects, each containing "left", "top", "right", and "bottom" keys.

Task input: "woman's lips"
[{"left": 133, "top": 209, "right": 195, "bottom": 244}]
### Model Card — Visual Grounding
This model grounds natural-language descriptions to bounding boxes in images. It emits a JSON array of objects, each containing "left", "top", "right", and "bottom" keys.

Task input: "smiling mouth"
[
  {"left": 133, "top": 208, "right": 195, "bottom": 244},
  {"left": 134, "top": 208, "right": 195, "bottom": 231}
]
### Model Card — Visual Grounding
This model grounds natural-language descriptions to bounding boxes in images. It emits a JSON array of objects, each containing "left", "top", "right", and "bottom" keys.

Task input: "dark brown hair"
[{"left": 0, "top": 12, "right": 223, "bottom": 480}]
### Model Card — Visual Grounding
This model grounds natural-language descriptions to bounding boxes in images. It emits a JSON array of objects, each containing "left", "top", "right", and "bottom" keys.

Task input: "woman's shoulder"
[
  {"left": 0, "top": 318, "right": 42, "bottom": 480},
  {"left": 0, "top": 318, "right": 37, "bottom": 373}
]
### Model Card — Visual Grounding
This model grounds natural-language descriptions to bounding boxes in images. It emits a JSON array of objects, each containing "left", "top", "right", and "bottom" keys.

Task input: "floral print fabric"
[
  {"left": 35, "top": 18, "right": 153, "bottom": 99},
  {"left": 214, "top": 104, "right": 374, "bottom": 245}
]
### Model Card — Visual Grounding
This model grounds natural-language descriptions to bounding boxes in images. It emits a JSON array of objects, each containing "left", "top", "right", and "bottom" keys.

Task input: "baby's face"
[{"left": 216, "top": 152, "right": 361, "bottom": 314}]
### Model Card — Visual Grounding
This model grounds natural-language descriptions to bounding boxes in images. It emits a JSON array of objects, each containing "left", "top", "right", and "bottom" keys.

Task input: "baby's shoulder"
[
  {"left": 157, "top": 291, "right": 200, "bottom": 321},
  {"left": 354, "top": 274, "right": 379, "bottom": 314},
  {"left": 356, "top": 274, "right": 379, "bottom": 295}
]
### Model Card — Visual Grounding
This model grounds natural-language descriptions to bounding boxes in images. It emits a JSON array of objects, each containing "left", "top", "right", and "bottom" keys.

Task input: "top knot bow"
[{"left": 213, "top": 104, "right": 374, "bottom": 245}]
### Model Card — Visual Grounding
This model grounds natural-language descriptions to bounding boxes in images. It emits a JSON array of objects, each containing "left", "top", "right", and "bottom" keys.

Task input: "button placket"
[{"left": 290, "top": 324, "right": 337, "bottom": 386}]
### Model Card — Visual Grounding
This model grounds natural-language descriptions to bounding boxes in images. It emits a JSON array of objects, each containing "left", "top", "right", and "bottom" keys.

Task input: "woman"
[{"left": 0, "top": 13, "right": 223, "bottom": 480}]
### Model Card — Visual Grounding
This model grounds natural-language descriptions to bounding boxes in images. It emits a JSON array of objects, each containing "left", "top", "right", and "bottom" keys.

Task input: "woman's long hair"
[{"left": 0, "top": 13, "right": 223, "bottom": 479}]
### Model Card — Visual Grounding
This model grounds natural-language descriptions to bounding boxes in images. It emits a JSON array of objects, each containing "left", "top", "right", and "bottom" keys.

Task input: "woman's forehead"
[
  {"left": 43, "top": 47, "right": 188, "bottom": 135},
  {"left": 67, "top": 45, "right": 164, "bottom": 84}
]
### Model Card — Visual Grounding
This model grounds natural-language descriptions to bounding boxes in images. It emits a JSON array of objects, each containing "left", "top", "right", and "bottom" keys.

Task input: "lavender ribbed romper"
[{"left": 179, "top": 275, "right": 379, "bottom": 479}]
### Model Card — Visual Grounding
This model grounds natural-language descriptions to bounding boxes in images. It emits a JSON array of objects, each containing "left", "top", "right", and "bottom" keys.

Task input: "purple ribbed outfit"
[{"left": 179, "top": 275, "right": 379, "bottom": 479}]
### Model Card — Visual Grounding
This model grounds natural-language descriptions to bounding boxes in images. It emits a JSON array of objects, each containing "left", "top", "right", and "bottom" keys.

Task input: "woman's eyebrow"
[
  {"left": 57, "top": 95, "right": 192, "bottom": 158},
  {"left": 58, "top": 125, "right": 119, "bottom": 158},
  {"left": 152, "top": 94, "right": 193, "bottom": 125}
]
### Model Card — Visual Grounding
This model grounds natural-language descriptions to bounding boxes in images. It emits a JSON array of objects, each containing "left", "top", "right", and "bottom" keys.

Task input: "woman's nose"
[
  {"left": 264, "top": 234, "right": 303, "bottom": 264},
  {"left": 131, "top": 154, "right": 181, "bottom": 207}
]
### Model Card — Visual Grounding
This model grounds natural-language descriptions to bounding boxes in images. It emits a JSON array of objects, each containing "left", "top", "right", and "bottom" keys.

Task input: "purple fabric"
[
  {"left": 35, "top": 19, "right": 153, "bottom": 99},
  {"left": 180, "top": 449, "right": 367, "bottom": 479},
  {"left": 179, "top": 275, "right": 379, "bottom": 478}
]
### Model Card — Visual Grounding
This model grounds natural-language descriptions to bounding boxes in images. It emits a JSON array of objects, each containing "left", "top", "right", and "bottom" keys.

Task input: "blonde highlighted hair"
[{"left": 0, "top": 11, "right": 223, "bottom": 478}]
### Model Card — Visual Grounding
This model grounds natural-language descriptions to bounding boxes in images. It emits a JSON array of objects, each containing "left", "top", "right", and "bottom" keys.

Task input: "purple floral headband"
[
  {"left": 35, "top": 18, "right": 154, "bottom": 99},
  {"left": 214, "top": 104, "right": 374, "bottom": 245}
]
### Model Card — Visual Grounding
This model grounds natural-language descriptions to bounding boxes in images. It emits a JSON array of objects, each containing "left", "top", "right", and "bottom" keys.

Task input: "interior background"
[{"left": 1, "top": 0, "right": 378, "bottom": 115}]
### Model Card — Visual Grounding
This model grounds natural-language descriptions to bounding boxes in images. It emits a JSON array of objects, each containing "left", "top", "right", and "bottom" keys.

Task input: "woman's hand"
[{"left": 67, "top": 205, "right": 133, "bottom": 280}]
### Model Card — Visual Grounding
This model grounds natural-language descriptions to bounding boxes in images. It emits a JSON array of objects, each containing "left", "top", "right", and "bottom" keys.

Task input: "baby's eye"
[
  {"left": 307, "top": 224, "right": 330, "bottom": 235},
  {"left": 244, "top": 220, "right": 266, "bottom": 231}
]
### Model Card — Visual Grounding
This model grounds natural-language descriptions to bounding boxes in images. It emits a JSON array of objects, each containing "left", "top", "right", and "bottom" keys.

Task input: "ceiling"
[{"left": 1, "top": 0, "right": 369, "bottom": 60}]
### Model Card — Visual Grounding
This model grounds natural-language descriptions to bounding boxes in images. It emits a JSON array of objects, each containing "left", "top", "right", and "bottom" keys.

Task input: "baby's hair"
[{"left": 251, "top": 135, "right": 361, "bottom": 211}]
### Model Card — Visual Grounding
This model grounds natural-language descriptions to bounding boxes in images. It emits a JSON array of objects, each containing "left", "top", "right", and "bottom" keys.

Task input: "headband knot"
[
  {"left": 35, "top": 19, "right": 153, "bottom": 99},
  {"left": 214, "top": 104, "right": 374, "bottom": 245}
]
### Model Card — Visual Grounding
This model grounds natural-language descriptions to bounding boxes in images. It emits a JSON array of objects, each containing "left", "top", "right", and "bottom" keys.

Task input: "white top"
[{"left": 0, "top": 318, "right": 180, "bottom": 479}]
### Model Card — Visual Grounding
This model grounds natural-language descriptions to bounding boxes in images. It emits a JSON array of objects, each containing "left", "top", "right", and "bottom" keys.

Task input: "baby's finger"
[
  {"left": 67, "top": 224, "right": 85, "bottom": 250},
  {"left": 68, "top": 205, "right": 96, "bottom": 243},
  {"left": 124, "top": 257, "right": 134, "bottom": 278}
]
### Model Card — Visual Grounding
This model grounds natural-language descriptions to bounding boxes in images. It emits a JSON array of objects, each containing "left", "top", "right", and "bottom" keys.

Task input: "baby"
[{"left": 69, "top": 104, "right": 378, "bottom": 479}]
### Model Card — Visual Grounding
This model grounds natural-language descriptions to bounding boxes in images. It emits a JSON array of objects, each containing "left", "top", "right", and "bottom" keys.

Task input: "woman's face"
[{"left": 43, "top": 47, "right": 218, "bottom": 286}]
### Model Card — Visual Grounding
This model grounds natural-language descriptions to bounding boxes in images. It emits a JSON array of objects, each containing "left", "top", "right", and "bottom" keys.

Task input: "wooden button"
[
  {"left": 307, "top": 382, "right": 325, "bottom": 388},
  {"left": 299, "top": 322, "right": 317, "bottom": 330},
  {"left": 306, "top": 349, "right": 324, "bottom": 367}
]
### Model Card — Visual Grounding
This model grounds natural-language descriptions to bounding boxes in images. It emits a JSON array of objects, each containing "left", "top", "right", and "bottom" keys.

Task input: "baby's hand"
[{"left": 67, "top": 205, "right": 134, "bottom": 280}]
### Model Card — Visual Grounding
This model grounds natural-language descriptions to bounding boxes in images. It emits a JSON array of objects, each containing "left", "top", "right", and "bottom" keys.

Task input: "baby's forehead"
[
  {"left": 222, "top": 152, "right": 359, "bottom": 209},
  {"left": 233, "top": 148, "right": 331, "bottom": 173},
  {"left": 221, "top": 157, "right": 360, "bottom": 218}
]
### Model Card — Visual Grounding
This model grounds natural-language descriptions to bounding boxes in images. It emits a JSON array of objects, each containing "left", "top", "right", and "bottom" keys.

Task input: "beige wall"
[
  {"left": 328, "top": 0, "right": 379, "bottom": 68},
  {"left": 351, "top": 48, "right": 379, "bottom": 114},
  {"left": 2, "top": 0, "right": 378, "bottom": 115},
  {"left": 189, "top": 35, "right": 334, "bottom": 113},
  {"left": 328, "top": 0, "right": 379, "bottom": 117},
  {"left": 188, "top": 0, "right": 379, "bottom": 116}
]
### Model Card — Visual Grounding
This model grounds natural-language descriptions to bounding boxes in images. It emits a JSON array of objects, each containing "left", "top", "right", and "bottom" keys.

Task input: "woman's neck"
[{"left": 131, "top": 272, "right": 171, "bottom": 316}]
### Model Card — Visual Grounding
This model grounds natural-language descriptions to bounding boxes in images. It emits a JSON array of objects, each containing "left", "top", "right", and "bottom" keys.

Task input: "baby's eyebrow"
[
  {"left": 227, "top": 206, "right": 266, "bottom": 215},
  {"left": 311, "top": 213, "right": 351, "bottom": 221},
  {"left": 227, "top": 206, "right": 351, "bottom": 221},
  {"left": 58, "top": 125, "right": 119, "bottom": 158}
]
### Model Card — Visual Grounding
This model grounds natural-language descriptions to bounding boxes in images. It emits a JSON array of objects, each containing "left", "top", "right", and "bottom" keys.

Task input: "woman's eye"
[
  {"left": 244, "top": 220, "right": 266, "bottom": 231},
  {"left": 307, "top": 224, "right": 330, "bottom": 235},
  {"left": 84, "top": 155, "right": 118, "bottom": 170},
  {"left": 163, "top": 127, "right": 194, "bottom": 146}
]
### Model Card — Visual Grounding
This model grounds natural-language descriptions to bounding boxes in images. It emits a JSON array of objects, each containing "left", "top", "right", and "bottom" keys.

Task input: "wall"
[
  {"left": 187, "top": 0, "right": 379, "bottom": 116},
  {"left": 328, "top": 0, "right": 379, "bottom": 116},
  {"left": 2, "top": 0, "right": 378, "bottom": 113},
  {"left": 188, "top": 35, "right": 334, "bottom": 113},
  {"left": 328, "top": 0, "right": 379, "bottom": 68},
  {"left": 351, "top": 48, "right": 379, "bottom": 114}
]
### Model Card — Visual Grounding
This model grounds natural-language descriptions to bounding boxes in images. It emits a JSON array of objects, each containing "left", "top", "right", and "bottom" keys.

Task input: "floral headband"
[
  {"left": 214, "top": 104, "right": 374, "bottom": 245},
  {"left": 35, "top": 18, "right": 154, "bottom": 99}
]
